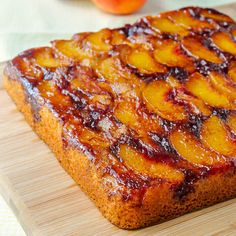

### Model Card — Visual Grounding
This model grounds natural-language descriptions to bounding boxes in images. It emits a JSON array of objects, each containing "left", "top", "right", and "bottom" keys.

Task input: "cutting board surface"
[{"left": 1, "top": 4, "right": 236, "bottom": 235}]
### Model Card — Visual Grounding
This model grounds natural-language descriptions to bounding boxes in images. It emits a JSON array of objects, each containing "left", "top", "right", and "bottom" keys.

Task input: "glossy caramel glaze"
[{"left": 5, "top": 7, "right": 236, "bottom": 201}]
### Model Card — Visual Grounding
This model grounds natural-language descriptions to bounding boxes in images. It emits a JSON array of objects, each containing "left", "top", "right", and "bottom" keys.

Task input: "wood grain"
[{"left": 1, "top": 3, "right": 236, "bottom": 235}]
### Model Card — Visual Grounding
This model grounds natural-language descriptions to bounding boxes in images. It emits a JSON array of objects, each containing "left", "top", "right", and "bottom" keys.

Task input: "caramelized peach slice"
[
  {"left": 71, "top": 77, "right": 98, "bottom": 93},
  {"left": 11, "top": 53, "right": 43, "bottom": 80},
  {"left": 110, "top": 30, "right": 127, "bottom": 45},
  {"left": 201, "top": 116, "right": 236, "bottom": 156},
  {"left": 166, "top": 76, "right": 211, "bottom": 116},
  {"left": 97, "top": 57, "right": 145, "bottom": 96},
  {"left": 114, "top": 101, "right": 161, "bottom": 143},
  {"left": 37, "top": 80, "right": 57, "bottom": 98},
  {"left": 170, "top": 129, "right": 224, "bottom": 166},
  {"left": 208, "top": 71, "right": 236, "bottom": 100},
  {"left": 64, "top": 121, "right": 109, "bottom": 149},
  {"left": 143, "top": 80, "right": 187, "bottom": 121},
  {"left": 114, "top": 100, "right": 162, "bottom": 136},
  {"left": 176, "top": 90, "right": 212, "bottom": 116},
  {"left": 69, "top": 75, "right": 111, "bottom": 109},
  {"left": 166, "top": 76, "right": 182, "bottom": 89},
  {"left": 114, "top": 101, "right": 139, "bottom": 127},
  {"left": 154, "top": 40, "right": 194, "bottom": 71},
  {"left": 79, "top": 128, "right": 109, "bottom": 148},
  {"left": 90, "top": 94, "right": 111, "bottom": 109},
  {"left": 96, "top": 57, "right": 126, "bottom": 84},
  {"left": 228, "top": 62, "right": 236, "bottom": 83},
  {"left": 52, "top": 40, "right": 89, "bottom": 61},
  {"left": 167, "top": 9, "right": 216, "bottom": 31},
  {"left": 126, "top": 47, "right": 166, "bottom": 74},
  {"left": 34, "top": 47, "right": 68, "bottom": 68},
  {"left": 53, "top": 30, "right": 113, "bottom": 62},
  {"left": 186, "top": 73, "right": 234, "bottom": 109},
  {"left": 182, "top": 36, "right": 223, "bottom": 64},
  {"left": 127, "top": 33, "right": 156, "bottom": 49},
  {"left": 232, "top": 29, "right": 236, "bottom": 39},
  {"left": 119, "top": 144, "right": 183, "bottom": 181},
  {"left": 146, "top": 15, "right": 188, "bottom": 37},
  {"left": 38, "top": 80, "right": 71, "bottom": 108},
  {"left": 200, "top": 9, "right": 233, "bottom": 22},
  {"left": 227, "top": 113, "right": 236, "bottom": 135},
  {"left": 86, "top": 29, "right": 112, "bottom": 51},
  {"left": 212, "top": 32, "right": 236, "bottom": 55},
  {"left": 71, "top": 32, "right": 91, "bottom": 41}
]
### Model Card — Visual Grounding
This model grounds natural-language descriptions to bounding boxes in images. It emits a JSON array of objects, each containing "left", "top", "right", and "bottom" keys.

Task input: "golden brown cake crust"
[
  {"left": 3, "top": 6, "right": 236, "bottom": 229},
  {"left": 4, "top": 74, "right": 236, "bottom": 229}
]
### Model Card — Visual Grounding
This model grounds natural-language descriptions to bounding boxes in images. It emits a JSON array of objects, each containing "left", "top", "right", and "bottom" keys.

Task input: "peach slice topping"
[
  {"left": 227, "top": 113, "right": 236, "bottom": 135},
  {"left": 53, "top": 30, "right": 114, "bottom": 63},
  {"left": 34, "top": 47, "right": 68, "bottom": 68},
  {"left": 211, "top": 32, "right": 236, "bottom": 56},
  {"left": 154, "top": 40, "right": 194, "bottom": 72},
  {"left": 201, "top": 116, "right": 236, "bottom": 157},
  {"left": 86, "top": 29, "right": 112, "bottom": 51},
  {"left": 146, "top": 15, "right": 188, "bottom": 37},
  {"left": 142, "top": 80, "right": 187, "bottom": 121},
  {"left": 166, "top": 76, "right": 182, "bottom": 89},
  {"left": 200, "top": 9, "right": 233, "bottom": 22},
  {"left": 208, "top": 71, "right": 236, "bottom": 100},
  {"left": 182, "top": 36, "right": 223, "bottom": 64},
  {"left": 170, "top": 129, "right": 225, "bottom": 166},
  {"left": 114, "top": 101, "right": 139, "bottom": 128},
  {"left": 52, "top": 40, "right": 89, "bottom": 61},
  {"left": 11, "top": 54, "right": 43, "bottom": 80},
  {"left": 110, "top": 30, "right": 127, "bottom": 45},
  {"left": 70, "top": 76, "right": 112, "bottom": 110},
  {"left": 166, "top": 76, "right": 212, "bottom": 116},
  {"left": 64, "top": 121, "right": 109, "bottom": 149},
  {"left": 70, "top": 76, "right": 101, "bottom": 94},
  {"left": 79, "top": 128, "right": 110, "bottom": 148},
  {"left": 127, "top": 48, "right": 166, "bottom": 74},
  {"left": 167, "top": 9, "right": 216, "bottom": 31},
  {"left": 114, "top": 100, "right": 162, "bottom": 136},
  {"left": 119, "top": 144, "right": 184, "bottom": 181},
  {"left": 232, "top": 29, "right": 236, "bottom": 39},
  {"left": 97, "top": 57, "right": 145, "bottom": 96},
  {"left": 97, "top": 57, "right": 128, "bottom": 84},
  {"left": 37, "top": 80, "right": 71, "bottom": 108},
  {"left": 228, "top": 61, "right": 236, "bottom": 83},
  {"left": 176, "top": 90, "right": 212, "bottom": 116},
  {"left": 186, "top": 72, "right": 234, "bottom": 110}
]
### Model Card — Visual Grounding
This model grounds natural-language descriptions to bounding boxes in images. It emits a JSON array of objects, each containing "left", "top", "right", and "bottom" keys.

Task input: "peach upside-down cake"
[{"left": 3, "top": 6, "right": 236, "bottom": 229}]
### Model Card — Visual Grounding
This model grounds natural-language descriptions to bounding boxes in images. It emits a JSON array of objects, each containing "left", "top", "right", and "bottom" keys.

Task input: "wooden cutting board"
[{"left": 1, "top": 3, "right": 236, "bottom": 235}]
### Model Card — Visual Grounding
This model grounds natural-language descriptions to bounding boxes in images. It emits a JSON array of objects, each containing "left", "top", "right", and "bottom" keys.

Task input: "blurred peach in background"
[{"left": 92, "top": 0, "right": 147, "bottom": 14}]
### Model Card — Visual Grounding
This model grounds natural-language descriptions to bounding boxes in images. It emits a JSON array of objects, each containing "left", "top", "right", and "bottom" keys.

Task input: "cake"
[{"left": 3, "top": 7, "right": 236, "bottom": 229}]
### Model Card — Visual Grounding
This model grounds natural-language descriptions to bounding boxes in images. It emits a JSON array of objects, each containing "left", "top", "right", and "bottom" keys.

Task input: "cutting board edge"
[{"left": 0, "top": 170, "right": 40, "bottom": 236}]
